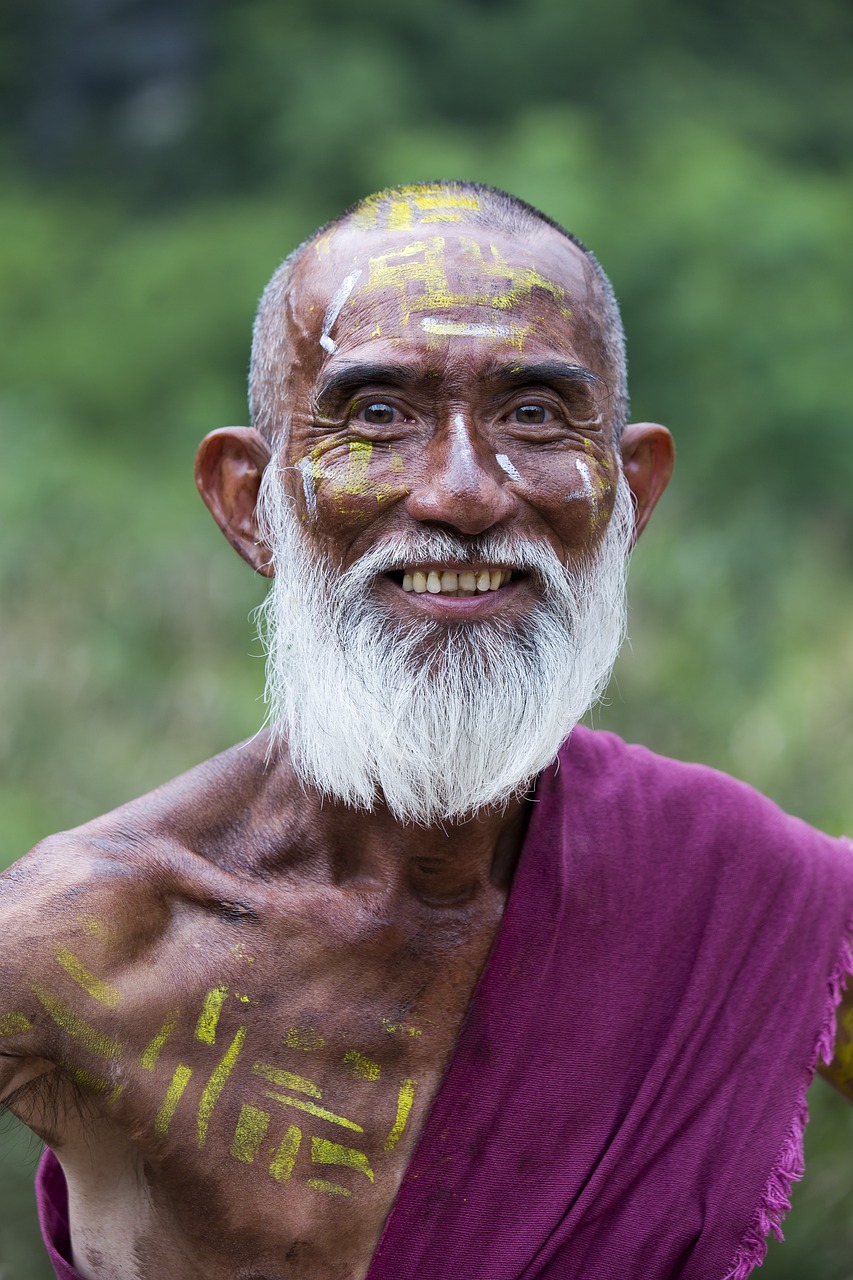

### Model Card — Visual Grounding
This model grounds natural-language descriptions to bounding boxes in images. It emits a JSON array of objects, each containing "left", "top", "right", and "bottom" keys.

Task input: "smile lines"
[{"left": 400, "top": 568, "right": 513, "bottom": 596}]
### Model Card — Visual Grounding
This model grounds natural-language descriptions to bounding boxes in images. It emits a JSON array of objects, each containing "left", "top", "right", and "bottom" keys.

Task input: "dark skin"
[{"left": 7, "top": 209, "right": 844, "bottom": 1280}]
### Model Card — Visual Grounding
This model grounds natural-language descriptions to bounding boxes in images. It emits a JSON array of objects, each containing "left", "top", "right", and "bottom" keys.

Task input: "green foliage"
[{"left": 1, "top": 0, "right": 852, "bottom": 1275}]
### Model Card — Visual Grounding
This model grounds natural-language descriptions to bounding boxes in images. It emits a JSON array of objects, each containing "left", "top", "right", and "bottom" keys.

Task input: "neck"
[{"left": 266, "top": 753, "right": 534, "bottom": 907}]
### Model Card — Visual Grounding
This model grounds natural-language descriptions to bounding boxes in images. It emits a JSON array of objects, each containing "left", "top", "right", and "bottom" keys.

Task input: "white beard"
[{"left": 255, "top": 468, "right": 634, "bottom": 826}]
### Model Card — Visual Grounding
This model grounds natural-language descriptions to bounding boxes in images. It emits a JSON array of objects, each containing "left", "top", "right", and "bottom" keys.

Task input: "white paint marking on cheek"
[
  {"left": 296, "top": 458, "right": 317, "bottom": 518},
  {"left": 421, "top": 317, "right": 514, "bottom": 339},
  {"left": 495, "top": 453, "right": 522, "bottom": 483},
  {"left": 574, "top": 458, "right": 596, "bottom": 508},
  {"left": 319, "top": 271, "right": 362, "bottom": 354}
]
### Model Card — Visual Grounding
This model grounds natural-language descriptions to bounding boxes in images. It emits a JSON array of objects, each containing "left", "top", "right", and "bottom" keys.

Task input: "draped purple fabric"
[{"left": 36, "top": 730, "right": 853, "bottom": 1279}]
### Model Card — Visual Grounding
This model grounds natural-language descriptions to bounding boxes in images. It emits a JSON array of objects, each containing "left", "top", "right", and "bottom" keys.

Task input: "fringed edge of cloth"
[{"left": 721, "top": 923, "right": 853, "bottom": 1280}]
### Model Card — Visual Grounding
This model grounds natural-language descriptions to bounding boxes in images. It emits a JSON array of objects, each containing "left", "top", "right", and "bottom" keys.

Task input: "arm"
[{"left": 817, "top": 979, "right": 853, "bottom": 1102}]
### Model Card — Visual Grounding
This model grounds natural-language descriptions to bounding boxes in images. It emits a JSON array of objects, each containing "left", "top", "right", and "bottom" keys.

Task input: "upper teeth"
[{"left": 401, "top": 568, "right": 513, "bottom": 596}]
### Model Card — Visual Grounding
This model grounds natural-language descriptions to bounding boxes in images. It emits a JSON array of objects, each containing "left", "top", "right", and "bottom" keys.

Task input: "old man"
[{"left": 2, "top": 182, "right": 853, "bottom": 1280}]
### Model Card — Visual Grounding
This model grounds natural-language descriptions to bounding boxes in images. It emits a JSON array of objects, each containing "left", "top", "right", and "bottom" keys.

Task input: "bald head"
[{"left": 248, "top": 182, "right": 628, "bottom": 445}]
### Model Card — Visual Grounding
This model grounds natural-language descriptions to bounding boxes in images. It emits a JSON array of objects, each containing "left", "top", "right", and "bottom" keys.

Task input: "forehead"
[{"left": 280, "top": 212, "right": 608, "bottom": 390}]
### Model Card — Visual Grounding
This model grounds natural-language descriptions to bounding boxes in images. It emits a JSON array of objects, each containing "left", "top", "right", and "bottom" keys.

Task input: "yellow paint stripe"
[
  {"left": 197, "top": 1027, "right": 246, "bottom": 1147},
  {"left": 230, "top": 1104, "right": 270, "bottom": 1163},
  {"left": 155, "top": 1064, "right": 192, "bottom": 1135},
  {"left": 252, "top": 1062, "right": 322, "bottom": 1097},
  {"left": 55, "top": 946, "right": 122, "bottom": 1008},
  {"left": 307, "top": 1178, "right": 351, "bottom": 1197},
  {"left": 195, "top": 986, "right": 228, "bottom": 1044},
  {"left": 31, "top": 984, "right": 123, "bottom": 1059},
  {"left": 269, "top": 1124, "right": 302, "bottom": 1182},
  {"left": 384, "top": 1078, "right": 417, "bottom": 1151},
  {"left": 0, "top": 1012, "right": 32, "bottom": 1036},
  {"left": 265, "top": 1093, "right": 363, "bottom": 1133},
  {"left": 140, "top": 1010, "right": 179, "bottom": 1071},
  {"left": 311, "top": 1137, "right": 374, "bottom": 1182},
  {"left": 62, "top": 1064, "right": 108, "bottom": 1093}
]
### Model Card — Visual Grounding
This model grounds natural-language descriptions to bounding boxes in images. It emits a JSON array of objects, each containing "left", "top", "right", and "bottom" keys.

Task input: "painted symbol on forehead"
[
  {"left": 319, "top": 270, "right": 362, "bottom": 354},
  {"left": 420, "top": 317, "right": 527, "bottom": 352},
  {"left": 364, "top": 236, "right": 571, "bottom": 327}
]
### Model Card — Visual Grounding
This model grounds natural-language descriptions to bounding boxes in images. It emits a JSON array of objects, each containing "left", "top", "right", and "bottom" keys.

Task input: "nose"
[{"left": 404, "top": 413, "right": 517, "bottom": 535}]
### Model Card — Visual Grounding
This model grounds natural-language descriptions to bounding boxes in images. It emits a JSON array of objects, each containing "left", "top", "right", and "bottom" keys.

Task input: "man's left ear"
[
  {"left": 619, "top": 423, "right": 675, "bottom": 542},
  {"left": 195, "top": 427, "right": 274, "bottom": 576}
]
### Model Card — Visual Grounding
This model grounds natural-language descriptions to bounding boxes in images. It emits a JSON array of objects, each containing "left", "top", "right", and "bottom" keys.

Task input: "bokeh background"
[{"left": 1, "top": 0, "right": 852, "bottom": 1275}]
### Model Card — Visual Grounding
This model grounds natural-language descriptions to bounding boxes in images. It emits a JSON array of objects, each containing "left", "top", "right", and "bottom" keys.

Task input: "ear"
[
  {"left": 619, "top": 423, "right": 675, "bottom": 542},
  {"left": 195, "top": 427, "right": 275, "bottom": 576}
]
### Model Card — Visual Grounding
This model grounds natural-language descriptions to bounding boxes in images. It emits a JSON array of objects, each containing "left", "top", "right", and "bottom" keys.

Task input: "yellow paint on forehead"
[
  {"left": 363, "top": 235, "right": 571, "bottom": 326},
  {"left": 353, "top": 187, "right": 480, "bottom": 232},
  {"left": 269, "top": 1124, "right": 302, "bottom": 1182}
]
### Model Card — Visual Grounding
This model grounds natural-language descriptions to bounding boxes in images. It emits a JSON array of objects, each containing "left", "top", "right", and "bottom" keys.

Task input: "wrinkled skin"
[{"left": 0, "top": 208, "right": 723, "bottom": 1280}]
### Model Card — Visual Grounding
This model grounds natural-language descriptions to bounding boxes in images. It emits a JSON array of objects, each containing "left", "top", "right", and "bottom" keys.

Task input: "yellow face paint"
[
  {"left": 31, "top": 983, "right": 123, "bottom": 1059},
  {"left": 55, "top": 945, "right": 123, "bottom": 1008},
  {"left": 155, "top": 1063, "right": 193, "bottom": 1135}
]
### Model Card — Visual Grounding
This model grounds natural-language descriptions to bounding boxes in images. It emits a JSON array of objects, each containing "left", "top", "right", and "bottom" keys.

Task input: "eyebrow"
[{"left": 313, "top": 358, "right": 604, "bottom": 416}]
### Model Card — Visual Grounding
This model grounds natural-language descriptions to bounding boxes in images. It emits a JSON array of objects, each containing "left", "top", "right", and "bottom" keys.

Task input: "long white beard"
[{"left": 255, "top": 468, "right": 634, "bottom": 826}]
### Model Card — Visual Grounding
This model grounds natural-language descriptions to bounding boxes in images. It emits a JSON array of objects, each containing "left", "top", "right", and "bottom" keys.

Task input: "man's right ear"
[{"left": 195, "top": 427, "right": 275, "bottom": 577}]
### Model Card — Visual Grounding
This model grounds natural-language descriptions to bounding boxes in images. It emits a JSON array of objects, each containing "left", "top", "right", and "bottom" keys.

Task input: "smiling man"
[{"left": 3, "top": 182, "right": 853, "bottom": 1280}]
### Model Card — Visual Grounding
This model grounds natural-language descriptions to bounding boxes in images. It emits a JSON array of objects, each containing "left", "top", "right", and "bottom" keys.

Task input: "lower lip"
[{"left": 382, "top": 576, "right": 524, "bottom": 615}]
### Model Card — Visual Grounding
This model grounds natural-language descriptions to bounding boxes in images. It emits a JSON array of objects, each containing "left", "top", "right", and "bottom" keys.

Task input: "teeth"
[{"left": 401, "top": 567, "right": 514, "bottom": 597}]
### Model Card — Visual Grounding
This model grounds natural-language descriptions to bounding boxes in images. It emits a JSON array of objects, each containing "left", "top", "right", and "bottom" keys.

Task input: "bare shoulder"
[{"left": 0, "top": 734, "right": 286, "bottom": 1101}]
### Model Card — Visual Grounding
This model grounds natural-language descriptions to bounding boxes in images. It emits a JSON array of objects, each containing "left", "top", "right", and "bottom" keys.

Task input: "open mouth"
[{"left": 386, "top": 567, "right": 516, "bottom": 598}]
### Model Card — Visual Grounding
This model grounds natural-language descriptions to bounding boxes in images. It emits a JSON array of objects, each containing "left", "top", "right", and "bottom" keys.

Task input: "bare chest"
[{"left": 37, "top": 889, "right": 502, "bottom": 1279}]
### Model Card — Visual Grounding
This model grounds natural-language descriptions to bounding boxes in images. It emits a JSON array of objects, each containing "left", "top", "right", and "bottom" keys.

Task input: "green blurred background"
[{"left": 1, "top": 0, "right": 852, "bottom": 1275}]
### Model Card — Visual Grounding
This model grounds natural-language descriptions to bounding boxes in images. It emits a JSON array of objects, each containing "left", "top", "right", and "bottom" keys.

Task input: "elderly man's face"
[
  {"left": 195, "top": 203, "right": 673, "bottom": 823},
  {"left": 276, "top": 217, "right": 619, "bottom": 611}
]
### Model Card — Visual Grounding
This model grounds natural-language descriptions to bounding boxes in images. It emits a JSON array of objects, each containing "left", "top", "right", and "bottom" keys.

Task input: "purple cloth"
[{"left": 36, "top": 730, "right": 853, "bottom": 1279}]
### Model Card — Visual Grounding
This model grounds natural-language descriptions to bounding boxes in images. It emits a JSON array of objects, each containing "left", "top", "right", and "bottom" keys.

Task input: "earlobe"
[
  {"left": 619, "top": 422, "right": 675, "bottom": 542},
  {"left": 194, "top": 427, "right": 275, "bottom": 576}
]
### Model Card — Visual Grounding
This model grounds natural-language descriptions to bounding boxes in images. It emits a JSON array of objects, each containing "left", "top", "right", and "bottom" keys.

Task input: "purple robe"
[{"left": 37, "top": 729, "right": 853, "bottom": 1279}]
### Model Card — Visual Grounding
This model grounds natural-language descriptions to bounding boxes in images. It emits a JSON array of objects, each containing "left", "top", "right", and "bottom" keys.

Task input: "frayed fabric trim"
[{"left": 721, "top": 925, "right": 853, "bottom": 1280}]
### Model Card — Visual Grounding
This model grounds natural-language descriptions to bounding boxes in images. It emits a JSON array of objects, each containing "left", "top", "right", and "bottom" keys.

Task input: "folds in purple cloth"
[
  {"left": 36, "top": 1147, "right": 82, "bottom": 1280},
  {"left": 34, "top": 730, "right": 853, "bottom": 1280}
]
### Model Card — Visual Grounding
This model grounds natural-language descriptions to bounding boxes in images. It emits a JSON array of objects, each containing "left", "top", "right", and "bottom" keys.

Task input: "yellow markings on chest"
[{"left": 17, "top": 949, "right": 425, "bottom": 1202}]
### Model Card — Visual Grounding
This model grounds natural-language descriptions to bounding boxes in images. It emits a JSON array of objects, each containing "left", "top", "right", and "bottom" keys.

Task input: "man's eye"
[
  {"left": 514, "top": 404, "right": 548, "bottom": 425},
  {"left": 360, "top": 402, "right": 396, "bottom": 425}
]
